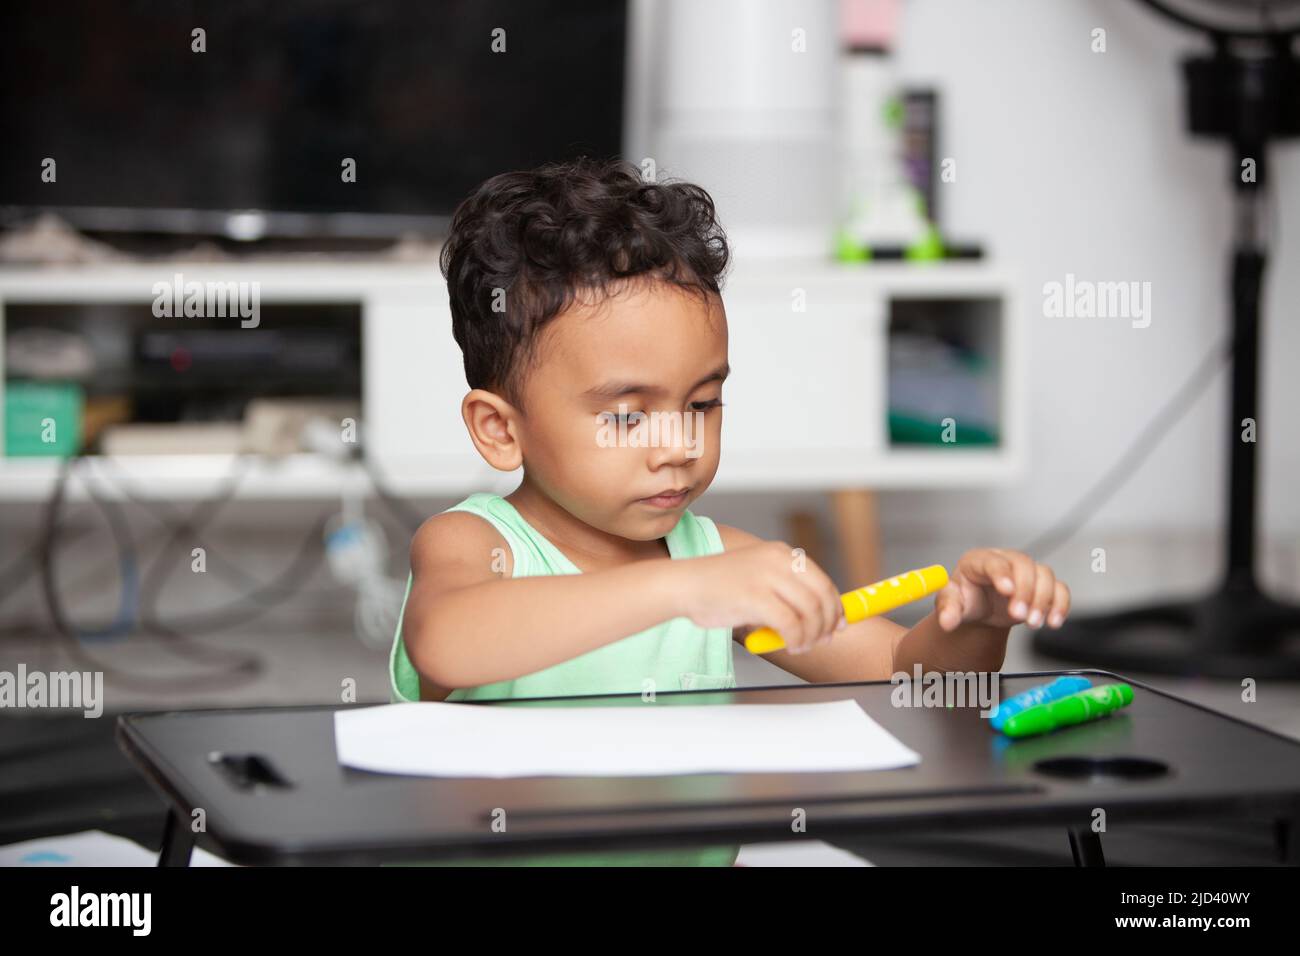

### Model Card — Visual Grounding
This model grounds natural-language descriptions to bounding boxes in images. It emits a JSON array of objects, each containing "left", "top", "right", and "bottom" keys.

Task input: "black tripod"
[{"left": 1034, "top": 12, "right": 1300, "bottom": 676}]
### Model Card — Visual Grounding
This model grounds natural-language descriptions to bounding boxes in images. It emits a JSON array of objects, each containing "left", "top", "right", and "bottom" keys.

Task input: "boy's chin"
[
  {"left": 637, "top": 505, "right": 691, "bottom": 530},
  {"left": 613, "top": 504, "right": 684, "bottom": 535}
]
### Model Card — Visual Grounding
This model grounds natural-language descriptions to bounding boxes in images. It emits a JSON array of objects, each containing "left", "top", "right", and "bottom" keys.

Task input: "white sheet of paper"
[
  {"left": 334, "top": 699, "right": 920, "bottom": 778},
  {"left": 735, "top": 839, "right": 874, "bottom": 867},
  {"left": 0, "top": 830, "right": 235, "bottom": 867}
]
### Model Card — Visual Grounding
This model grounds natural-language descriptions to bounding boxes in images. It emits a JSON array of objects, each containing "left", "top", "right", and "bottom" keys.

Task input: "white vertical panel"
[
  {"left": 723, "top": 299, "right": 885, "bottom": 456},
  {"left": 363, "top": 289, "right": 471, "bottom": 464}
]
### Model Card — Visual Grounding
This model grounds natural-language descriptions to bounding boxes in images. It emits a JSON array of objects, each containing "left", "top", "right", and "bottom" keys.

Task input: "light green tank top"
[{"left": 386, "top": 491, "right": 740, "bottom": 866}]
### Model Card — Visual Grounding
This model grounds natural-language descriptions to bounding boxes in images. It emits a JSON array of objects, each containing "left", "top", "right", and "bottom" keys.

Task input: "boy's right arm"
[
  {"left": 402, "top": 511, "right": 694, "bottom": 689},
  {"left": 401, "top": 512, "right": 846, "bottom": 690}
]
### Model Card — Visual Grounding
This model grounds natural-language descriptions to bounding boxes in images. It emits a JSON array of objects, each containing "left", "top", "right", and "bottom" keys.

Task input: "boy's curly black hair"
[{"left": 439, "top": 156, "right": 730, "bottom": 408}]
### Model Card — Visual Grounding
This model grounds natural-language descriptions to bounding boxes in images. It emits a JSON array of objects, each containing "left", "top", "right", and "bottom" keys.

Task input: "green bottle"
[{"left": 1001, "top": 683, "right": 1134, "bottom": 738}]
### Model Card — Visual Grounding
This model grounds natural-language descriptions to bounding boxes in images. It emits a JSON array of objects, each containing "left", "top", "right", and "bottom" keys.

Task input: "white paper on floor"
[
  {"left": 334, "top": 698, "right": 920, "bottom": 778},
  {"left": 735, "top": 840, "right": 874, "bottom": 866},
  {"left": 0, "top": 830, "right": 235, "bottom": 867}
]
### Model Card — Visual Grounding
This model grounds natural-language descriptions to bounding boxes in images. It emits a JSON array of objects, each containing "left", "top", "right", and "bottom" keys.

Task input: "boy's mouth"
[{"left": 637, "top": 487, "right": 691, "bottom": 509}]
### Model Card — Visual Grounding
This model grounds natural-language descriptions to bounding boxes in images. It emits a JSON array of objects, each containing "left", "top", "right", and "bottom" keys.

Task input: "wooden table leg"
[
  {"left": 786, "top": 509, "right": 827, "bottom": 572},
  {"left": 830, "top": 488, "right": 881, "bottom": 589}
]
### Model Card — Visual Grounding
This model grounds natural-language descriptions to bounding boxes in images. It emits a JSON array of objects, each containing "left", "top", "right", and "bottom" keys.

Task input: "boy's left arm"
[{"left": 716, "top": 525, "right": 1070, "bottom": 682}]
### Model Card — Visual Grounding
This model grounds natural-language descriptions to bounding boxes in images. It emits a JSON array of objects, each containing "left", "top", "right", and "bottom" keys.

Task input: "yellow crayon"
[{"left": 743, "top": 564, "right": 950, "bottom": 654}]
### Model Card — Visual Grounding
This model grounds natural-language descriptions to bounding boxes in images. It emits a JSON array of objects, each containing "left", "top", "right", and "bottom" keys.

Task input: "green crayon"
[{"left": 1001, "top": 683, "right": 1134, "bottom": 738}]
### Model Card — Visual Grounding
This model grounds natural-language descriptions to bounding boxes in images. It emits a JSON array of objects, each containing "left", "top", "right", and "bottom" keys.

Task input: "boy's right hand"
[{"left": 671, "top": 540, "right": 846, "bottom": 655}]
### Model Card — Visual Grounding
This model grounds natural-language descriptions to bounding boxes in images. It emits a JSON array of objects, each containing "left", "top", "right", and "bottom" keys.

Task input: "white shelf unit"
[{"left": 0, "top": 259, "right": 1024, "bottom": 501}]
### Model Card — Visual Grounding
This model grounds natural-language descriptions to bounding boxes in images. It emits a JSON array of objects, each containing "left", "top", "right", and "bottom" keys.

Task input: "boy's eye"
[
  {"left": 600, "top": 401, "right": 721, "bottom": 425},
  {"left": 601, "top": 410, "right": 646, "bottom": 426}
]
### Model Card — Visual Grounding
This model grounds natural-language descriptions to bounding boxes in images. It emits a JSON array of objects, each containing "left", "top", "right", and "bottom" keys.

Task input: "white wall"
[{"left": 866, "top": 0, "right": 1300, "bottom": 574}]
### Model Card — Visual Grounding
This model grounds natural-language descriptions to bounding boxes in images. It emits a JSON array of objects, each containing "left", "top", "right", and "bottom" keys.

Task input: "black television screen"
[{"left": 0, "top": 0, "right": 628, "bottom": 237}]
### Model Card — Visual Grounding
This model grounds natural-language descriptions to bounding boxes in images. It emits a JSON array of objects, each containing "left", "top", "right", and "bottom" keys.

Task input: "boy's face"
[{"left": 515, "top": 279, "right": 728, "bottom": 542}]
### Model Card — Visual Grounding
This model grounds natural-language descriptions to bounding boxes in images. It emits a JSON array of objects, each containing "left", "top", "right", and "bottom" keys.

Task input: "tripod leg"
[
  {"left": 1276, "top": 813, "right": 1300, "bottom": 866},
  {"left": 1068, "top": 825, "right": 1106, "bottom": 867},
  {"left": 157, "top": 808, "right": 194, "bottom": 867}
]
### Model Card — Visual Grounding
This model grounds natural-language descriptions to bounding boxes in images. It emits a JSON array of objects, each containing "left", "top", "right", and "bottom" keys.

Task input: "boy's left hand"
[{"left": 934, "top": 549, "right": 1071, "bottom": 632}]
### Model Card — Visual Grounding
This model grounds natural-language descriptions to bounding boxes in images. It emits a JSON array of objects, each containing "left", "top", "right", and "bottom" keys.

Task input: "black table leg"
[
  {"left": 158, "top": 809, "right": 194, "bottom": 867},
  {"left": 1276, "top": 813, "right": 1300, "bottom": 866},
  {"left": 1068, "top": 825, "right": 1106, "bottom": 867}
]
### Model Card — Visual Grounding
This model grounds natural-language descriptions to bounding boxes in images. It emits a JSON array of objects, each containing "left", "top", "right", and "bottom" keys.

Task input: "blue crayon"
[{"left": 988, "top": 676, "right": 1092, "bottom": 730}]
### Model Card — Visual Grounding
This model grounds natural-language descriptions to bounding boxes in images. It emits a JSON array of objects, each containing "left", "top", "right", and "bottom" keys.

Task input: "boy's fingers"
[
  {"left": 1048, "top": 580, "right": 1072, "bottom": 628},
  {"left": 759, "top": 596, "right": 802, "bottom": 653},
  {"left": 823, "top": 573, "right": 846, "bottom": 635},
  {"left": 934, "top": 584, "right": 964, "bottom": 631},
  {"left": 960, "top": 550, "right": 1016, "bottom": 597},
  {"left": 774, "top": 578, "right": 822, "bottom": 653},
  {"left": 1027, "top": 564, "right": 1056, "bottom": 628},
  {"left": 803, "top": 562, "right": 844, "bottom": 640},
  {"left": 1005, "top": 553, "right": 1036, "bottom": 620}
]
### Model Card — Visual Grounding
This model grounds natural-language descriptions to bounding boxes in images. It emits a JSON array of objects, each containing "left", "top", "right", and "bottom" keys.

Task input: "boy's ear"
[{"left": 461, "top": 388, "right": 523, "bottom": 471}]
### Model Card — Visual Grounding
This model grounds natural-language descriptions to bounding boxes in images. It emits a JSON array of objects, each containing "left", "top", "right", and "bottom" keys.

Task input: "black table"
[{"left": 115, "top": 669, "right": 1300, "bottom": 866}]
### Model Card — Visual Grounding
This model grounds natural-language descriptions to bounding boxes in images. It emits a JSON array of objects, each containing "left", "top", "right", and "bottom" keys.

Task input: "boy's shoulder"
[
  {"left": 410, "top": 506, "right": 514, "bottom": 578},
  {"left": 713, "top": 521, "right": 763, "bottom": 551}
]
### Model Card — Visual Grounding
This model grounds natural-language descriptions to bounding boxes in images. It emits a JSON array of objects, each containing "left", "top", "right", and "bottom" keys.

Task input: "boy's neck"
[{"left": 506, "top": 477, "right": 670, "bottom": 570}]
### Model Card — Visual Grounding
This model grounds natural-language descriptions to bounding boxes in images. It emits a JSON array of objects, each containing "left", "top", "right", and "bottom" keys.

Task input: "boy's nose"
[{"left": 646, "top": 419, "right": 704, "bottom": 467}]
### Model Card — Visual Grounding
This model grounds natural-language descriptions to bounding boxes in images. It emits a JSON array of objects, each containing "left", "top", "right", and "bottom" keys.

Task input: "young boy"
[{"left": 388, "top": 157, "right": 1071, "bottom": 866}]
